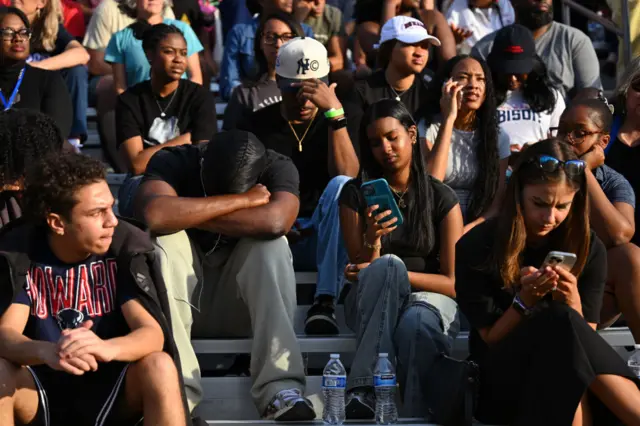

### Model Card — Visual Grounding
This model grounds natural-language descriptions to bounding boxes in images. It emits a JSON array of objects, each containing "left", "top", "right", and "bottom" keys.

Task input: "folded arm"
[{"left": 32, "top": 40, "right": 90, "bottom": 71}]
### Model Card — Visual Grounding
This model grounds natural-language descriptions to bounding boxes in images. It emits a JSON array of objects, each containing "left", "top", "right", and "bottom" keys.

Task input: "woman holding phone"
[
  {"left": 339, "top": 99, "right": 464, "bottom": 420},
  {"left": 456, "top": 138, "right": 640, "bottom": 425}
]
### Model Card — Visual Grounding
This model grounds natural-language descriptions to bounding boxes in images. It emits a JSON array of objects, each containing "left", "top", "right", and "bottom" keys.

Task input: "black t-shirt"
[
  {"left": 605, "top": 138, "right": 640, "bottom": 246},
  {"left": 173, "top": 0, "right": 209, "bottom": 32},
  {"left": 238, "top": 104, "right": 359, "bottom": 217},
  {"left": 30, "top": 24, "right": 75, "bottom": 60},
  {"left": 343, "top": 70, "right": 430, "bottom": 150},
  {"left": 455, "top": 220, "right": 607, "bottom": 362},
  {"left": 116, "top": 79, "right": 217, "bottom": 148},
  {"left": 14, "top": 235, "right": 138, "bottom": 343},
  {"left": 0, "top": 64, "right": 72, "bottom": 137},
  {"left": 339, "top": 176, "right": 459, "bottom": 273},
  {"left": 142, "top": 143, "right": 300, "bottom": 251}
]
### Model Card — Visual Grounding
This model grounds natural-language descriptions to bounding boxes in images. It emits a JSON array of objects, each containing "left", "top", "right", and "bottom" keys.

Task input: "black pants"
[{"left": 476, "top": 302, "right": 638, "bottom": 426}]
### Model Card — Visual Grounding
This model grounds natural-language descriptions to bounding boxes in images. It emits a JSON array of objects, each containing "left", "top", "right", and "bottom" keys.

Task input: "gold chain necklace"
[
  {"left": 390, "top": 185, "right": 409, "bottom": 208},
  {"left": 287, "top": 109, "right": 318, "bottom": 152}
]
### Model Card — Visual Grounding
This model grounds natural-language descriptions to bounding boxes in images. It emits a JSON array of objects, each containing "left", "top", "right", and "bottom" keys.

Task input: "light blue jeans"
[
  {"left": 344, "top": 254, "right": 460, "bottom": 418},
  {"left": 290, "top": 175, "right": 351, "bottom": 300}
]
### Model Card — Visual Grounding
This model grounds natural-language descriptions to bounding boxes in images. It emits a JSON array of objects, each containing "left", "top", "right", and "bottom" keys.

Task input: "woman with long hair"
[
  {"left": 339, "top": 99, "right": 463, "bottom": 420},
  {"left": 456, "top": 138, "right": 640, "bottom": 425},
  {"left": 222, "top": 11, "right": 303, "bottom": 130},
  {"left": 605, "top": 56, "right": 640, "bottom": 248},
  {"left": 116, "top": 23, "right": 216, "bottom": 217},
  {"left": 11, "top": 0, "right": 89, "bottom": 148},
  {"left": 488, "top": 24, "right": 565, "bottom": 152},
  {"left": 0, "top": 7, "right": 71, "bottom": 135},
  {"left": 422, "top": 54, "right": 509, "bottom": 232},
  {"left": 105, "top": 0, "right": 203, "bottom": 94}
]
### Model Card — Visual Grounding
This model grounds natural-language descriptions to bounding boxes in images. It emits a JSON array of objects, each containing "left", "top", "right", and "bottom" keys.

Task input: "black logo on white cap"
[{"left": 297, "top": 58, "right": 310, "bottom": 75}]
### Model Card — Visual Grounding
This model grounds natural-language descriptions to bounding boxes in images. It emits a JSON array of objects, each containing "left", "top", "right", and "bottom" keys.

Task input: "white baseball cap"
[
  {"left": 275, "top": 37, "right": 330, "bottom": 89},
  {"left": 374, "top": 16, "right": 441, "bottom": 49}
]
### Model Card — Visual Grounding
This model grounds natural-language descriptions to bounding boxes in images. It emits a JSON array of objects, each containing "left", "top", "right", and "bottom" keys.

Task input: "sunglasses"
[
  {"left": 549, "top": 127, "right": 604, "bottom": 145},
  {"left": 263, "top": 33, "right": 295, "bottom": 45},
  {"left": 529, "top": 155, "right": 586, "bottom": 177}
]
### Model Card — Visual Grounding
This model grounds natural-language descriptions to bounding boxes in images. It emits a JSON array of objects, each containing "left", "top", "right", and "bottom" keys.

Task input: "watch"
[
  {"left": 512, "top": 293, "right": 533, "bottom": 317},
  {"left": 329, "top": 116, "right": 347, "bottom": 131}
]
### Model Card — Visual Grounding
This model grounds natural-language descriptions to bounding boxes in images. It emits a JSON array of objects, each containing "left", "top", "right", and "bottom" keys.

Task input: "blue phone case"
[{"left": 360, "top": 178, "right": 404, "bottom": 227}]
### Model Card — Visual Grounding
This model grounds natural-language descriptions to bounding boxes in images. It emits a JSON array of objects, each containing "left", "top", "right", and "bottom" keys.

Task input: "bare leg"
[
  {"left": 0, "top": 358, "right": 39, "bottom": 426},
  {"left": 590, "top": 374, "right": 640, "bottom": 426},
  {"left": 572, "top": 394, "right": 592, "bottom": 426},
  {"left": 603, "top": 243, "right": 640, "bottom": 342},
  {"left": 123, "top": 352, "right": 186, "bottom": 426}
]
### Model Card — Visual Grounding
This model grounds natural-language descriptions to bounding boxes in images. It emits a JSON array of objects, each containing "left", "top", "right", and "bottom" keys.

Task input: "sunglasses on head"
[{"left": 529, "top": 155, "right": 586, "bottom": 177}]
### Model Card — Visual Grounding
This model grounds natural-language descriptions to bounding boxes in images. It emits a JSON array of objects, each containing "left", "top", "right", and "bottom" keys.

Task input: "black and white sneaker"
[
  {"left": 304, "top": 302, "right": 339, "bottom": 335},
  {"left": 262, "top": 389, "right": 316, "bottom": 421},
  {"left": 345, "top": 389, "right": 375, "bottom": 420}
]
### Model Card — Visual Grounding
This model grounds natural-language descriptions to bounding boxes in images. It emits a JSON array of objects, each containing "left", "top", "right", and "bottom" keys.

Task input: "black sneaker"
[
  {"left": 346, "top": 389, "right": 375, "bottom": 420},
  {"left": 262, "top": 389, "right": 316, "bottom": 421},
  {"left": 304, "top": 302, "right": 339, "bottom": 335}
]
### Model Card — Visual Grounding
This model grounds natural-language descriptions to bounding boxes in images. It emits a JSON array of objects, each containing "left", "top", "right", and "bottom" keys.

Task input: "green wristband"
[{"left": 324, "top": 108, "right": 345, "bottom": 119}]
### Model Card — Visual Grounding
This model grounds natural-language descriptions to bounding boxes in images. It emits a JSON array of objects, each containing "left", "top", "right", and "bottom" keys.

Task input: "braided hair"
[{"left": 0, "top": 109, "right": 64, "bottom": 188}]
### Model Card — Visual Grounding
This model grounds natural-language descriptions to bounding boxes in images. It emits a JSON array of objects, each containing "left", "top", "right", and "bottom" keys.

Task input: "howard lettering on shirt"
[{"left": 23, "top": 257, "right": 118, "bottom": 320}]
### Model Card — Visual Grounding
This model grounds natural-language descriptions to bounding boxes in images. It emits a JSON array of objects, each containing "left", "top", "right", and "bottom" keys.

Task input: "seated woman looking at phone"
[
  {"left": 339, "top": 99, "right": 463, "bottom": 420},
  {"left": 456, "top": 138, "right": 640, "bottom": 425}
]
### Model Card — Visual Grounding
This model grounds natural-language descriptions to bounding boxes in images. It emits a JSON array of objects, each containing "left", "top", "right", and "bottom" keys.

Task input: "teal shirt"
[{"left": 105, "top": 19, "right": 204, "bottom": 88}]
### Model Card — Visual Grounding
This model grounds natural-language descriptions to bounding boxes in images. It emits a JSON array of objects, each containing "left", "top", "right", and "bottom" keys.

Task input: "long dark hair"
[
  {"left": 424, "top": 55, "right": 500, "bottom": 221},
  {"left": 492, "top": 56, "right": 557, "bottom": 113},
  {"left": 359, "top": 99, "right": 436, "bottom": 254},
  {"left": 491, "top": 139, "right": 590, "bottom": 288},
  {"left": 253, "top": 12, "right": 304, "bottom": 81}
]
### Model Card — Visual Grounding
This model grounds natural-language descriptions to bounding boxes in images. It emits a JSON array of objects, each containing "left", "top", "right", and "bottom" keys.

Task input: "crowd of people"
[{"left": 0, "top": 0, "right": 639, "bottom": 425}]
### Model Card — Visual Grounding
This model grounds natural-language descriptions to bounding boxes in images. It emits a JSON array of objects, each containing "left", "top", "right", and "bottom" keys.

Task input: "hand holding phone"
[
  {"left": 541, "top": 251, "right": 577, "bottom": 271},
  {"left": 364, "top": 204, "right": 398, "bottom": 246}
]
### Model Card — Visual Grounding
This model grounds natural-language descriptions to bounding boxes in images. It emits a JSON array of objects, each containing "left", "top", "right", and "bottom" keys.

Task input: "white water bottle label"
[
  {"left": 374, "top": 373, "right": 396, "bottom": 387},
  {"left": 322, "top": 375, "right": 347, "bottom": 389}
]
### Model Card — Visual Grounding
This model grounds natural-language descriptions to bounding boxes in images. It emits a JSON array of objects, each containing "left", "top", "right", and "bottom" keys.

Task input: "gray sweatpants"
[{"left": 154, "top": 231, "right": 306, "bottom": 414}]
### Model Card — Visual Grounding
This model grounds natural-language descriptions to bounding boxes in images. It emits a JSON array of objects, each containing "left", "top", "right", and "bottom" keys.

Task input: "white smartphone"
[{"left": 541, "top": 251, "right": 577, "bottom": 271}]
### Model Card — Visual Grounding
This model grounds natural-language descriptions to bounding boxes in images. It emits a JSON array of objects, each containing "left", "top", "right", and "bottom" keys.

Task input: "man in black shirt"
[
  {"left": 238, "top": 36, "right": 359, "bottom": 335},
  {"left": 134, "top": 131, "right": 316, "bottom": 421}
]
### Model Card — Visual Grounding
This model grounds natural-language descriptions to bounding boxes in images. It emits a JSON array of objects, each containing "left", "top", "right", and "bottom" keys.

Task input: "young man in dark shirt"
[
  {"left": 134, "top": 130, "right": 316, "bottom": 420},
  {"left": 0, "top": 152, "right": 187, "bottom": 426},
  {"left": 238, "top": 36, "right": 359, "bottom": 335}
]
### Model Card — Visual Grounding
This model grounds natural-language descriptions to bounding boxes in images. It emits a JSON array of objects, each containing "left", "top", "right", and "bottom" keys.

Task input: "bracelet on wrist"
[
  {"left": 324, "top": 107, "right": 344, "bottom": 119},
  {"left": 362, "top": 233, "right": 381, "bottom": 250},
  {"left": 512, "top": 293, "right": 533, "bottom": 317}
]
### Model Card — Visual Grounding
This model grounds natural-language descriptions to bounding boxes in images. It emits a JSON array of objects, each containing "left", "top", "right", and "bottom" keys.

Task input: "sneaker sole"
[
  {"left": 304, "top": 314, "right": 339, "bottom": 335},
  {"left": 273, "top": 400, "right": 316, "bottom": 422},
  {"left": 345, "top": 398, "right": 375, "bottom": 420}
]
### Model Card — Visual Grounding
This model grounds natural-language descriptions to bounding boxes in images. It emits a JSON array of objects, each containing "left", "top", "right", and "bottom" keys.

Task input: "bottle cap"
[
  {"left": 379, "top": 353, "right": 388, "bottom": 357},
  {"left": 330, "top": 354, "right": 340, "bottom": 359}
]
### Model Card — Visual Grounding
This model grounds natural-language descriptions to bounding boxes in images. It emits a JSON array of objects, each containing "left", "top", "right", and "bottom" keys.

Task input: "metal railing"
[{"left": 561, "top": 0, "right": 632, "bottom": 65}]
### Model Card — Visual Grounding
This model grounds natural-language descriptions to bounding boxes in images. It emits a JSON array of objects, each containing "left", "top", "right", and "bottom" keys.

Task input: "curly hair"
[
  {"left": 23, "top": 152, "right": 106, "bottom": 223},
  {"left": 140, "top": 23, "right": 185, "bottom": 54},
  {"left": 0, "top": 109, "right": 64, "bottom": 188},
  {"left": 424, "top": 55, "right": 501, "bottom": 221}
]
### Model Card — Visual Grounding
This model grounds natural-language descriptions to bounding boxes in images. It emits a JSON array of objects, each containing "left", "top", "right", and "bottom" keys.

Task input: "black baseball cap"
[{"left": 488, "top": 24, "right": 536, "bottom": 75}]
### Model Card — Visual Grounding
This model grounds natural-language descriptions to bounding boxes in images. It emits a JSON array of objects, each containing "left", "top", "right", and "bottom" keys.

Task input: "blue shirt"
[
  {"left": 219, "top": 17, "right": 314, "bottom": 100},
  {"left": 15, "top": 241, "right": 138, "bottom": 343},
  {"left": 104, "top": 19, "right": 204, "bottom": 89},
  {"left": 594, "top": 164, "right": 636, "bottom": 208}
]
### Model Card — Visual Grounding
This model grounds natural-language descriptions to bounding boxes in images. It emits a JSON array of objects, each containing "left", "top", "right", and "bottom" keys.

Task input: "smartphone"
[
  {"left": 360, "top": 178, "right": 404, "bottom": 227},
  {"left": 541, "top": 251, "right": 577, "bottom": 271}
]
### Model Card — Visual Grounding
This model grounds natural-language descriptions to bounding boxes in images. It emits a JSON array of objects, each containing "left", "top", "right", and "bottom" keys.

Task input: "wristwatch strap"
[{"left": 512, "top": 293, "right": 533, "bottom": 317}]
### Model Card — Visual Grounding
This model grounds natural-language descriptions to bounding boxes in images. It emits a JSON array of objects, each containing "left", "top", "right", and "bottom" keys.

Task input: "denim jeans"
[
  {"left": 61, "top": 65, "right": 88, "bottom": 139},
  {"left": 290, "top": 175, "right": 350, "bottom": 300},
  {"left": 117, "top": 175, "right": 143, "bottom": 218},
  {"left": 344, "top": 254, "right": 460, "bottom": 417}
]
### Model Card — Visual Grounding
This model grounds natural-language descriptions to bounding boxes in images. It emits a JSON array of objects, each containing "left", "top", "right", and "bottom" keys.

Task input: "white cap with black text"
[
  {"left": 374, "top": 16, "right": 441, "bottom": 49},
  {"left": 275, "top": 37, "right": 330, "bottom": 89}
]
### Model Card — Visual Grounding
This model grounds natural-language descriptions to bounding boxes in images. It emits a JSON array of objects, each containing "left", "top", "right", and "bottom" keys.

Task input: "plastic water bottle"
[
  {"left": 322, "top": 354, "right": 346, "bottom": 425},
  {"left": 628, "top": 345, "right": 640, "bottom": 378},
  {"left": 374, "top": 353, "right": 398, "bottom": 425},
  {"left": 587, "top": 11, "right": 607, "bottom": 51}
]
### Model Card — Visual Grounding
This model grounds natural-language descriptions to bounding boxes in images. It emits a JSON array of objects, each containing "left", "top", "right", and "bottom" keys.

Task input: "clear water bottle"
[
  {"left": 628, "top": 345, "right": 640, "bottom": 378},
  {"left": 374, "top": 353, "right": 398, "bottom": 425},
  {"left": 322, "top": 354, "right": 346, "bottom": 425},
  {"left": 587, "top": 11, "right": 607, "bottom": 50}
]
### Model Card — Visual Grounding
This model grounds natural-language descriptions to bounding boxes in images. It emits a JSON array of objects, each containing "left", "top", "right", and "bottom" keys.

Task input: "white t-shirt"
[
  {"left": 445, "top": 0, "right": 515, "bottom": 54},
  {"left": 422, "top": 119, "right": 510, "bottom": 218},
  {"left": 498, "top": 88, "right": 566, "bottom": 149}
]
